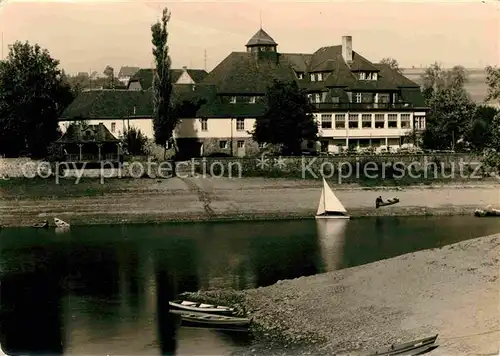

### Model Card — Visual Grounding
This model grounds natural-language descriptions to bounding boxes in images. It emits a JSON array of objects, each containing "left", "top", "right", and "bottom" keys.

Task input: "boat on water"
[
  {"left": 54, "top": 217, "right": 70, "bottom": 228},
  {"left": 474, "top": 205, "right": 500, "bottom": 217},
  {"left": 32, "top": 220, "right": 49, "bottom": 229},
  {"left": 169, "top": 300, "right": 235, "bottom": 315},
  {"left": 170, "top": 310, "right": 251, "bottom": 328},
  {"left": 315, "top": 178, "right": 349, "bottom": 219},
  {"left": 376, "top": 197, "right": 400, "bottom": 208}
]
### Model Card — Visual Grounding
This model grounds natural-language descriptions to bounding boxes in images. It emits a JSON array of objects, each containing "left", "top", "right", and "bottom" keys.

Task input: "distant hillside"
[{"left": 401, "top": 68, "right": 488, "bottom": 103}]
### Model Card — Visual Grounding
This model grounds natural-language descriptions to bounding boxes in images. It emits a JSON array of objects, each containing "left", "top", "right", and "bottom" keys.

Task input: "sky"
[{"left": 0, "top": 0, "right": 498, "bottom": 75}]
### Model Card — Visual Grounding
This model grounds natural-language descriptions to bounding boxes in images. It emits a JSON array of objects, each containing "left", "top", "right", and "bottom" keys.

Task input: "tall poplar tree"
[{"left": 151, "top": 8, "right": 176, "bottom": 158}]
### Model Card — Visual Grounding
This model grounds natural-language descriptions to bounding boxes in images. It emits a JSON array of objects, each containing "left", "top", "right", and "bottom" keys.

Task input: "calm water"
[{"left": 0, "top": 216, "right": 499, "bottom": 355}]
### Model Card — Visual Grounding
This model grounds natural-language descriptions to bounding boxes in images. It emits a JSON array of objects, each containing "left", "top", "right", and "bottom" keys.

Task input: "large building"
[{"left": 60, "top": 28, "right": 428, "bottom": 157}]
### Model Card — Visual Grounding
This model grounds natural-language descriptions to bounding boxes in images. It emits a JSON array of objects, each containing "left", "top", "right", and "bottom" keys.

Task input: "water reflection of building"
[{"left": 315, "top": 219, "right": 348, "bottom": 272}]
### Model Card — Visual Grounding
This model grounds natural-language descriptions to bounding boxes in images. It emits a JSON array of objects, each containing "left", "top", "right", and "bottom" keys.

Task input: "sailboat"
[{"left": 315, "top": 178, "right": 350, "bottom": 219}]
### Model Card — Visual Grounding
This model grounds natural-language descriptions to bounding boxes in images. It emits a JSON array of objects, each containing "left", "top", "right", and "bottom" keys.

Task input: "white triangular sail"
[{"left": 316, "top": 178, "right": 347, "bottom": 215}]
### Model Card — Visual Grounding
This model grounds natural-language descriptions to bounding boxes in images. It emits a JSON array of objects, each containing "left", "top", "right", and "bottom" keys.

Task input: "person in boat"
[{"left": 375, "top": 196, "right": 383, "bottom": 208}]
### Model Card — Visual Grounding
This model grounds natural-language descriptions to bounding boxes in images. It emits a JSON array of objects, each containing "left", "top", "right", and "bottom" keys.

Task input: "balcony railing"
[
  {"left": 65, "top": 154, "right": 119, "bottom": 162},
  {"left": 312, "top": 102, "right": 414, "bottom": 110}
]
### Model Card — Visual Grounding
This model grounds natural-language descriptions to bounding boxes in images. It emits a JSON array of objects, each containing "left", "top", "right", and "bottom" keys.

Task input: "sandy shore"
[
  {"left": 1, "top": 177, "right": 499, "bottom": 227},
  {"left": 186, "top": 234, "right": 500, "bottom": 356}
]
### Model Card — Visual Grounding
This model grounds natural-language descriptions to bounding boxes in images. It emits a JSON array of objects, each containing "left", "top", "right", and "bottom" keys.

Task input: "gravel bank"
[
  {"left": 186, "top": 234, "right": 500, "bottom": 356},
  {"left": 1, "top": 178, "right": 499, "bottom": 227}
]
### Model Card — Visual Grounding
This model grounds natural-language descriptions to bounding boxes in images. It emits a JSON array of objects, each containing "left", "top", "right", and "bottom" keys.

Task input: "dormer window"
[
  {"left": 373, "top": 72, "right": 378, "bottom": 80},
  {"left": 230, "top": 96, "right": 236, "bottom": 104},
  {"left": 317, "top": 73, "right": 323, "bottom": 81},
  {"left": 296, "top": 72, "right": 304, "bottom": 79},
  {"left": 249, "top": 96, "right": 256, "bottom": 104},
  {"left": 359, "top": 72, "right": 366, "bottom": 80},
  {"left": 310, "top": 73, "right": 315, "bottom": 82}
]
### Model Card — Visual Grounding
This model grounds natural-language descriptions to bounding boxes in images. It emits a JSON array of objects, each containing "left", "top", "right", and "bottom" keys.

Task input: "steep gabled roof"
[
  {"left": 308, "top": 46, "right": 378, "bottom": 73},
  {"left": 117, "top": 66, "right": 140, "bottom": 78},
  {"left": 186, "top": 69, "right": 209, "bottom": 83},
  {"left": 246, "top": 28, "right": 277, "bottom": 46},
  {"left": 373, "top": 64, "right": 420, "bottom": 88},
  {"left": 200, "top": 52, "right": 296, "bottom": 94},
  {"left": 281, "top": 53, "right": 312, "bottom": 72}
]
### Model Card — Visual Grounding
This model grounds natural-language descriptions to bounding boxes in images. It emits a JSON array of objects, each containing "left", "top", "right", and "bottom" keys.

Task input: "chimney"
[{"left": 342, "top": 36, "right": 353, "bottom": 64}]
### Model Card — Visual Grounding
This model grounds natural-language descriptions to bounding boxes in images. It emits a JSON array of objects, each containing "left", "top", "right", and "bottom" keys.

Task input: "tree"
[
  {"left": 253, "top": 80, "right": 318, "bottom": 156},
  {"left": 420, "top": 63, "right": 475, "bottom": 150},
  {"left": 485, "top": 65, "right": 500, "bottom": 102},
  {"left": 124, "top": 127, "right": 148, "bottom": 156},
  {"left": 380, "top": 57, "right": 402, "bottom": 74},
  {"left": 103, "top": 65, "right": 115, "bottom": 89},
  {"left": 463, "top": 105, "right": 498, "bottom": 152},
  {"left": 0, "top": 41, "right": 74, "bottom": 158},
  {"left": 151, "top": 7, "right": 175, "bottom": 159}
]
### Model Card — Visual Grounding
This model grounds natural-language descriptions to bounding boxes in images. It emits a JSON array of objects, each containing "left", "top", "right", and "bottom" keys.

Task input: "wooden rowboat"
[
  {"left": 376, "top": 198, "right": 400, "bottom": 208},
  {"left": 362, "top": 334, "right": 438, "bottom": 355},
  {"left": 474, "top": 206, "right": 500, "bottom": 217},
  {"left": 170, "top": 310, "right": 250, "bottom": 328},
  {"left": 32, "top": 220, "right": 49, "bottom": 229},
  {"left": 169, "top": 300, "right": 235, "bottom": 315}
]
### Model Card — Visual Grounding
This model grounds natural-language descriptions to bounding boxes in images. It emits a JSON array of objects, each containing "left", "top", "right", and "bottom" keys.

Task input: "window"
[
  {"left": 375, "top": 114, "right": 385, "bottom": 129},
  {"left": 219, "top": 140, "right": 228, "bottom": 149},
  {"left": 310, "top": 73, "right": 316, "bottom": 82},
  {"left": 359, "top": 72, "right": 366, "bottom": 80},
  {"left": 392, "top": 93, "right": 397, "bottom": 103},
  {"left": 379, "top": 94, "right": 390, "bottom": 104},
  {"left": 373, "top": 72, "right": 378, "bottom": 80},
  {"left": 355, "top": 93, "right": 362, "bottom": 103},
  {"left": 201, "top": 118, "right": 208, "bottom": 131},
  {"left": 111, "top": 122, "right": 116, "bottom": 133},
  {"left": 230, "top": 96, "right": 236, "bottom": 104},
  {"left": 321, "top": 114, "right": 332, "bottom": 129},
  {"left": 414, "top": 116, "right": 426, "bottom": 130},
  {"left": 401, "top": 114, "right": 411, "bottom": 129},
  {"left": 237, "top": 140, "right": 244, "bottom": 148},
  {"left": 335, "top": 114, "right": 346, "bottom": 129},
  {"left": 348, "top": 114, "right": 359, "bottom": 129},
  {"left": 307, "top": 94, "right": 313, "bottom": 102},
  {"left": 314, "top": 93, "right": 321, "bottom": 103},
  {"left": 317, "top": 73, "right": 323, "bottom": 81},
  {"left": 249, "top": 96, "right": 256, "bottom": 104},
  {"left": 236, "top": 118, "right": 245, "bottom": 131},
  {"left": 366, "top": 72, "right": 372, "bottom": 80},
  {"left": 297, "top": 72, "right": 304, "bottom": 79},
  {"left": 361, "top": 114, "right": 372, "bottom": 128},
  {"left": 388, "top": 114, "right": 398, "bottom": 128}
]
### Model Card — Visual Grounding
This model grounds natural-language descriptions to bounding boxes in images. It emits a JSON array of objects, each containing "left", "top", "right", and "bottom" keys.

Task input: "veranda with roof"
[{"left": 60, "top": 28, "right": 428, "bottom": 158}]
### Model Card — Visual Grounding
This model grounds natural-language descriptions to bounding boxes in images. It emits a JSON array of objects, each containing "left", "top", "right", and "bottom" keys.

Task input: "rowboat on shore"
[
  {"left": 474, "top": 205, "right": 500, "bottom": 217},
  {"left": 169, "top": 300, "right": 236, "bottom": 315},
  {"left": 361, "top": 334, "right": 439, "bottom": 356},
  {"left": 376, "top": 197, "right": 400, "bottom": 208},
  {"left": 170, "top": 310, "right": 250, "bottom": 328}
]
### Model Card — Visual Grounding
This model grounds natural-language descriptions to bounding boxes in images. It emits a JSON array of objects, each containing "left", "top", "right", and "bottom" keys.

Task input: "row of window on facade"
[
  {"left": 199, "top": 115, "right": 426, "bottom": 132},
  {"left": 308, "top": 92, "right": 396, "bottom": 104},
  {"left": 318, "top": 114, "right": 426, "bottom": 130},
  {"left": 297, "top": 71, "right": 378, "bottom": 82}
]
